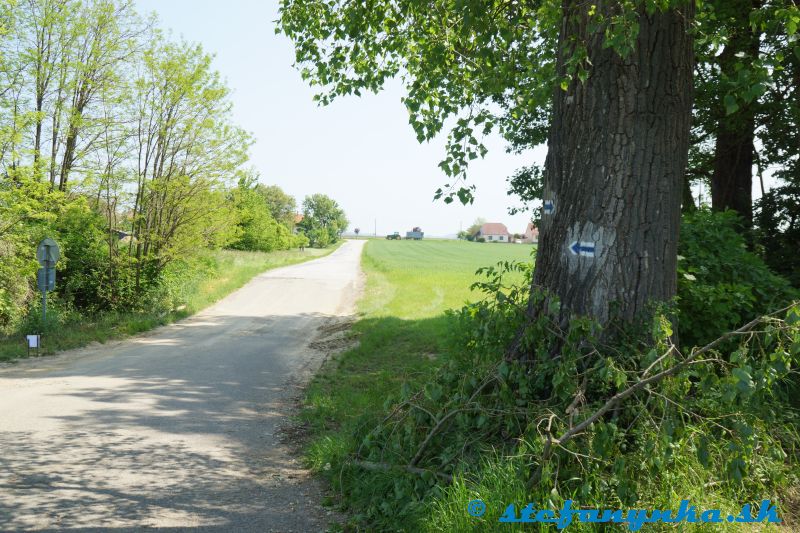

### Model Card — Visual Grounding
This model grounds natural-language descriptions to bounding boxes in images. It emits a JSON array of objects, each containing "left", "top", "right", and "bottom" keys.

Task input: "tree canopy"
[
  {"left": 0, "top": 0, "right": 346, "bottom": 332},
  {"left": 280, "top": 0, "right": 800, "bottom": 220},
  {"left": 279, "top": 0, "right": 559, "bottom": 205},
  {"left": 298, "top": 193, "right": 348, "bottom": 247}
]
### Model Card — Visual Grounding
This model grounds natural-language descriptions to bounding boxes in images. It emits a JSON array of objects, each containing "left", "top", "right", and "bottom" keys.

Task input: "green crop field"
[{"left": 360, "top": 239, "right": 535, "bottom": 319}]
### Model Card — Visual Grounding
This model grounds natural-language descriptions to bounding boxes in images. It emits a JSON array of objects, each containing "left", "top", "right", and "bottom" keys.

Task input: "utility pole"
[{"left": 374, "top": 219, "right": 377, "bottom": 236}]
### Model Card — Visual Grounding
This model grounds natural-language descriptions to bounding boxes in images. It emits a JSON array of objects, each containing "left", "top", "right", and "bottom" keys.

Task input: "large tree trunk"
[
  {"left": 532, "top": 2, "right": 694, "bottom": 328},
  {"left": 710, "top": 1, "right": 759, "bottom": 229},
  {"left": 711, "top": 123, "right": 754, "bottom": 225}
]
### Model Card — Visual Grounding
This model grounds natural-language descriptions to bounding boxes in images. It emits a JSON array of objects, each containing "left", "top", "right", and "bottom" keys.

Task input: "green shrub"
[
  {"left": 230, "top": 186, "right": 292, "bottom": 252},
  {"left": 292, "top": 232, "right": 310, "bottom": 249},
  {"left": 0, "top": 237, "right": 36, "bottom": 331},
  {"left": 677, "top": 209, "right": 798, "bottom": 347},
  {"left": 308, "top": 227, "right": 331, "bottom": 248},
  {"left": 51, "top": 199, "right": 111, "bottom": 313}
]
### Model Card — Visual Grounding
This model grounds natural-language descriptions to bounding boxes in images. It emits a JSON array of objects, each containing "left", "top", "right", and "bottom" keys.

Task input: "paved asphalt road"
[{"left": 0, "top": 239, "right": 366, "bottom": 532}]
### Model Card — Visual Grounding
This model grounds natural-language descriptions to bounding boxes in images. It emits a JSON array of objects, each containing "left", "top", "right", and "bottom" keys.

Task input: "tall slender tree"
[{"left": 690, "top": 0, "right": 800, "bottom": 230}]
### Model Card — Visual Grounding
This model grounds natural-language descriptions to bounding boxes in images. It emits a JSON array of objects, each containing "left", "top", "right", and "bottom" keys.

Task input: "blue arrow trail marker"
[
  {"left": 543, "top": 200, "right": 555, "bottom": 215},
  {"left": 569, "top": 241, "right": 596, "bottom": 257}
]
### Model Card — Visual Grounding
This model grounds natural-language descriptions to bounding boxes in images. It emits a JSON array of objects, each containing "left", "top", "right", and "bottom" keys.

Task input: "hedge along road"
[{"left": 0, "top": 239, "right": 366, "bottom": 532}]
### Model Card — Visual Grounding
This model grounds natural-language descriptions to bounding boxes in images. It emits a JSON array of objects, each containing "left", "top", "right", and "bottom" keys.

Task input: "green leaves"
[
  {"left": 424, "top": 383, "right": 443, "bottom": 403},
  {"left": 696, "top": 437, "right": 710, "bottom": 467},
  {"left": 279, "top": 0, "right": 558, "bottom": 202},
  {"left": 731, "top": 366, "right": 755, "bottom": 395},
  {"left": 724, "top": 93, "right": 739, "bottom": 115},
  {"left": 677, "top": 209, "right": 798, "bottom": 347}
]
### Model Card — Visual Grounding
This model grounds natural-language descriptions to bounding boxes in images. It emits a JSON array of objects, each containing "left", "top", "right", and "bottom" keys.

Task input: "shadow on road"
[{"left": 0, "top": 312, "right": 345, "bottom": 532}]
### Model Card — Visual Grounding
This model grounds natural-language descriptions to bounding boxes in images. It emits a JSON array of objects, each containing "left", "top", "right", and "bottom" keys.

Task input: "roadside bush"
[
  {"left": 677, "top": 209, "right": 798, "bottom": 347},
  {"left": 19, "top": 294, "right": 80, "bottom": 334},
  {"left": 0, "top": 174, "right": 60, "bottom": 331},
  {"left": 308, "top": 227, "right": 331, "bottom": 248},
  {"left": 150, "top": 257, "right": 213, "bottom": 312},
  {"left": 292, "top": 232, "right": 310, "bottom": 249},
  {"left": 51, "top": 199, "right": 110, "bottom": 313},
  {"left": 0, "top": 235, "right": 36, "bottom": 331}
]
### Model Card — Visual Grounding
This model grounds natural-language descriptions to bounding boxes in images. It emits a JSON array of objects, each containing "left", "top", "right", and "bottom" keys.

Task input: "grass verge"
[
  {"left": 299, "top": 239, "right": 535, "bottom": 528},
  {"left": 0, "top": 244, "right": 340, "bottom": 361}
]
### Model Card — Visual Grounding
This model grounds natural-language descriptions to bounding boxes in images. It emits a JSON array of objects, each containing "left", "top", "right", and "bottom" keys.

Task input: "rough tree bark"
[
  {"left": 710, "top": 0, "right": 760, "bottom": 230},
  {"left": 533, "top": 1, "right": 694, "bottom": 328},
  {"left": 711, "top": 121, "right": 754, "bottom": 226}
]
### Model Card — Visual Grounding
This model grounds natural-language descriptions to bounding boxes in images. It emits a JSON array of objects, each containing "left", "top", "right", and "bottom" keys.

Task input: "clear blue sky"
[{"left": 134, "top": 0, "right": 544, "bottom": 237}]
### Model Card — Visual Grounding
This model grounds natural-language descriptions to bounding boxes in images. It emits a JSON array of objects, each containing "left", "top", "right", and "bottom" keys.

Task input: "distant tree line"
[{"left": 0, "top": 0, "right": 345, "bottom": 332}]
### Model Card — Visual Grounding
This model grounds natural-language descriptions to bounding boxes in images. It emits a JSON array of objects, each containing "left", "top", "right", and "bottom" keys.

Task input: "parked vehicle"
[
  {"left": 386, "top": 232, "right": 402, "bottom": 240},
  {"left": 405, "top": 227, "right": 424, "bottom": 240}
]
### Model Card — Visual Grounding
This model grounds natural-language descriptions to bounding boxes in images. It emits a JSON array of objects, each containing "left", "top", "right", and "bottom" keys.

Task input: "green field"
[
  {"left": 300, "top": 239, "right": 535, "bottom": 528},
  {"left": 0, "top": 245, "right": 339, "bottom": 360},
  {"left": 361, "top": 239, "right": 535, "bottom": 318}
]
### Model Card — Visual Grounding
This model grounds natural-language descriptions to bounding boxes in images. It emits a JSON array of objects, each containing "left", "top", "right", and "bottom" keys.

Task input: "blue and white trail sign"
[
  {"left": 569, "top": 241, "right": 596, "bottom": 258},
  {"left": 543, "top": 200, "right": 555, "bottom": 215}
]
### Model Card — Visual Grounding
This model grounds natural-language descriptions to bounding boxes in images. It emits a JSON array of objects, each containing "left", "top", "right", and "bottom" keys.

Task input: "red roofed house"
[
  {"left": 522, "top": 222, "right": 539, "bottom": 243},
  {"left": 477, "top": 222, "right": 511, "bottom": 243},
  {"left": 292, "top": 213, "right": 304, "bottom": 234}
]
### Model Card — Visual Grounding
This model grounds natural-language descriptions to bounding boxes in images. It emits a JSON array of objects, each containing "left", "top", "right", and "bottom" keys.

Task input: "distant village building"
[
  {"left": 522, "top": 222, "right": 539, "bottom": 243},
  {"left": 477, "top": 222, "right": 511, "bottom": 242},
  {"left": 293, "top": 213, "right": 304, "bottom": 234}
]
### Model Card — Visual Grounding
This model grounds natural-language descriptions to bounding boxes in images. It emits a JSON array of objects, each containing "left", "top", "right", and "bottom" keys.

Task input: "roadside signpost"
[
  {"left": 37, "top": 267, "right": 56, "bottom": 291},
  {"left": 35, "top": 238, "right": 60, "bottom": 327},
  {"left": 26, "top": 334, "right": 40, "bottom": 356}
]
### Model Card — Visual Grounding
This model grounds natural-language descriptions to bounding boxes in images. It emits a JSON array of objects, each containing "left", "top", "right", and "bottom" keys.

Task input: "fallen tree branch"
[
  {"left": 409, "top": 367, "right": 500, "bottom": 467},
  {"left": 352, "top": 460, "right": 454, "bottom": 483},
  {"left": 409, "top": 407, "right": 471, "bottom": 467},
  {"left": 529, "top": 303, "right": 797, "bottom": 486}
]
